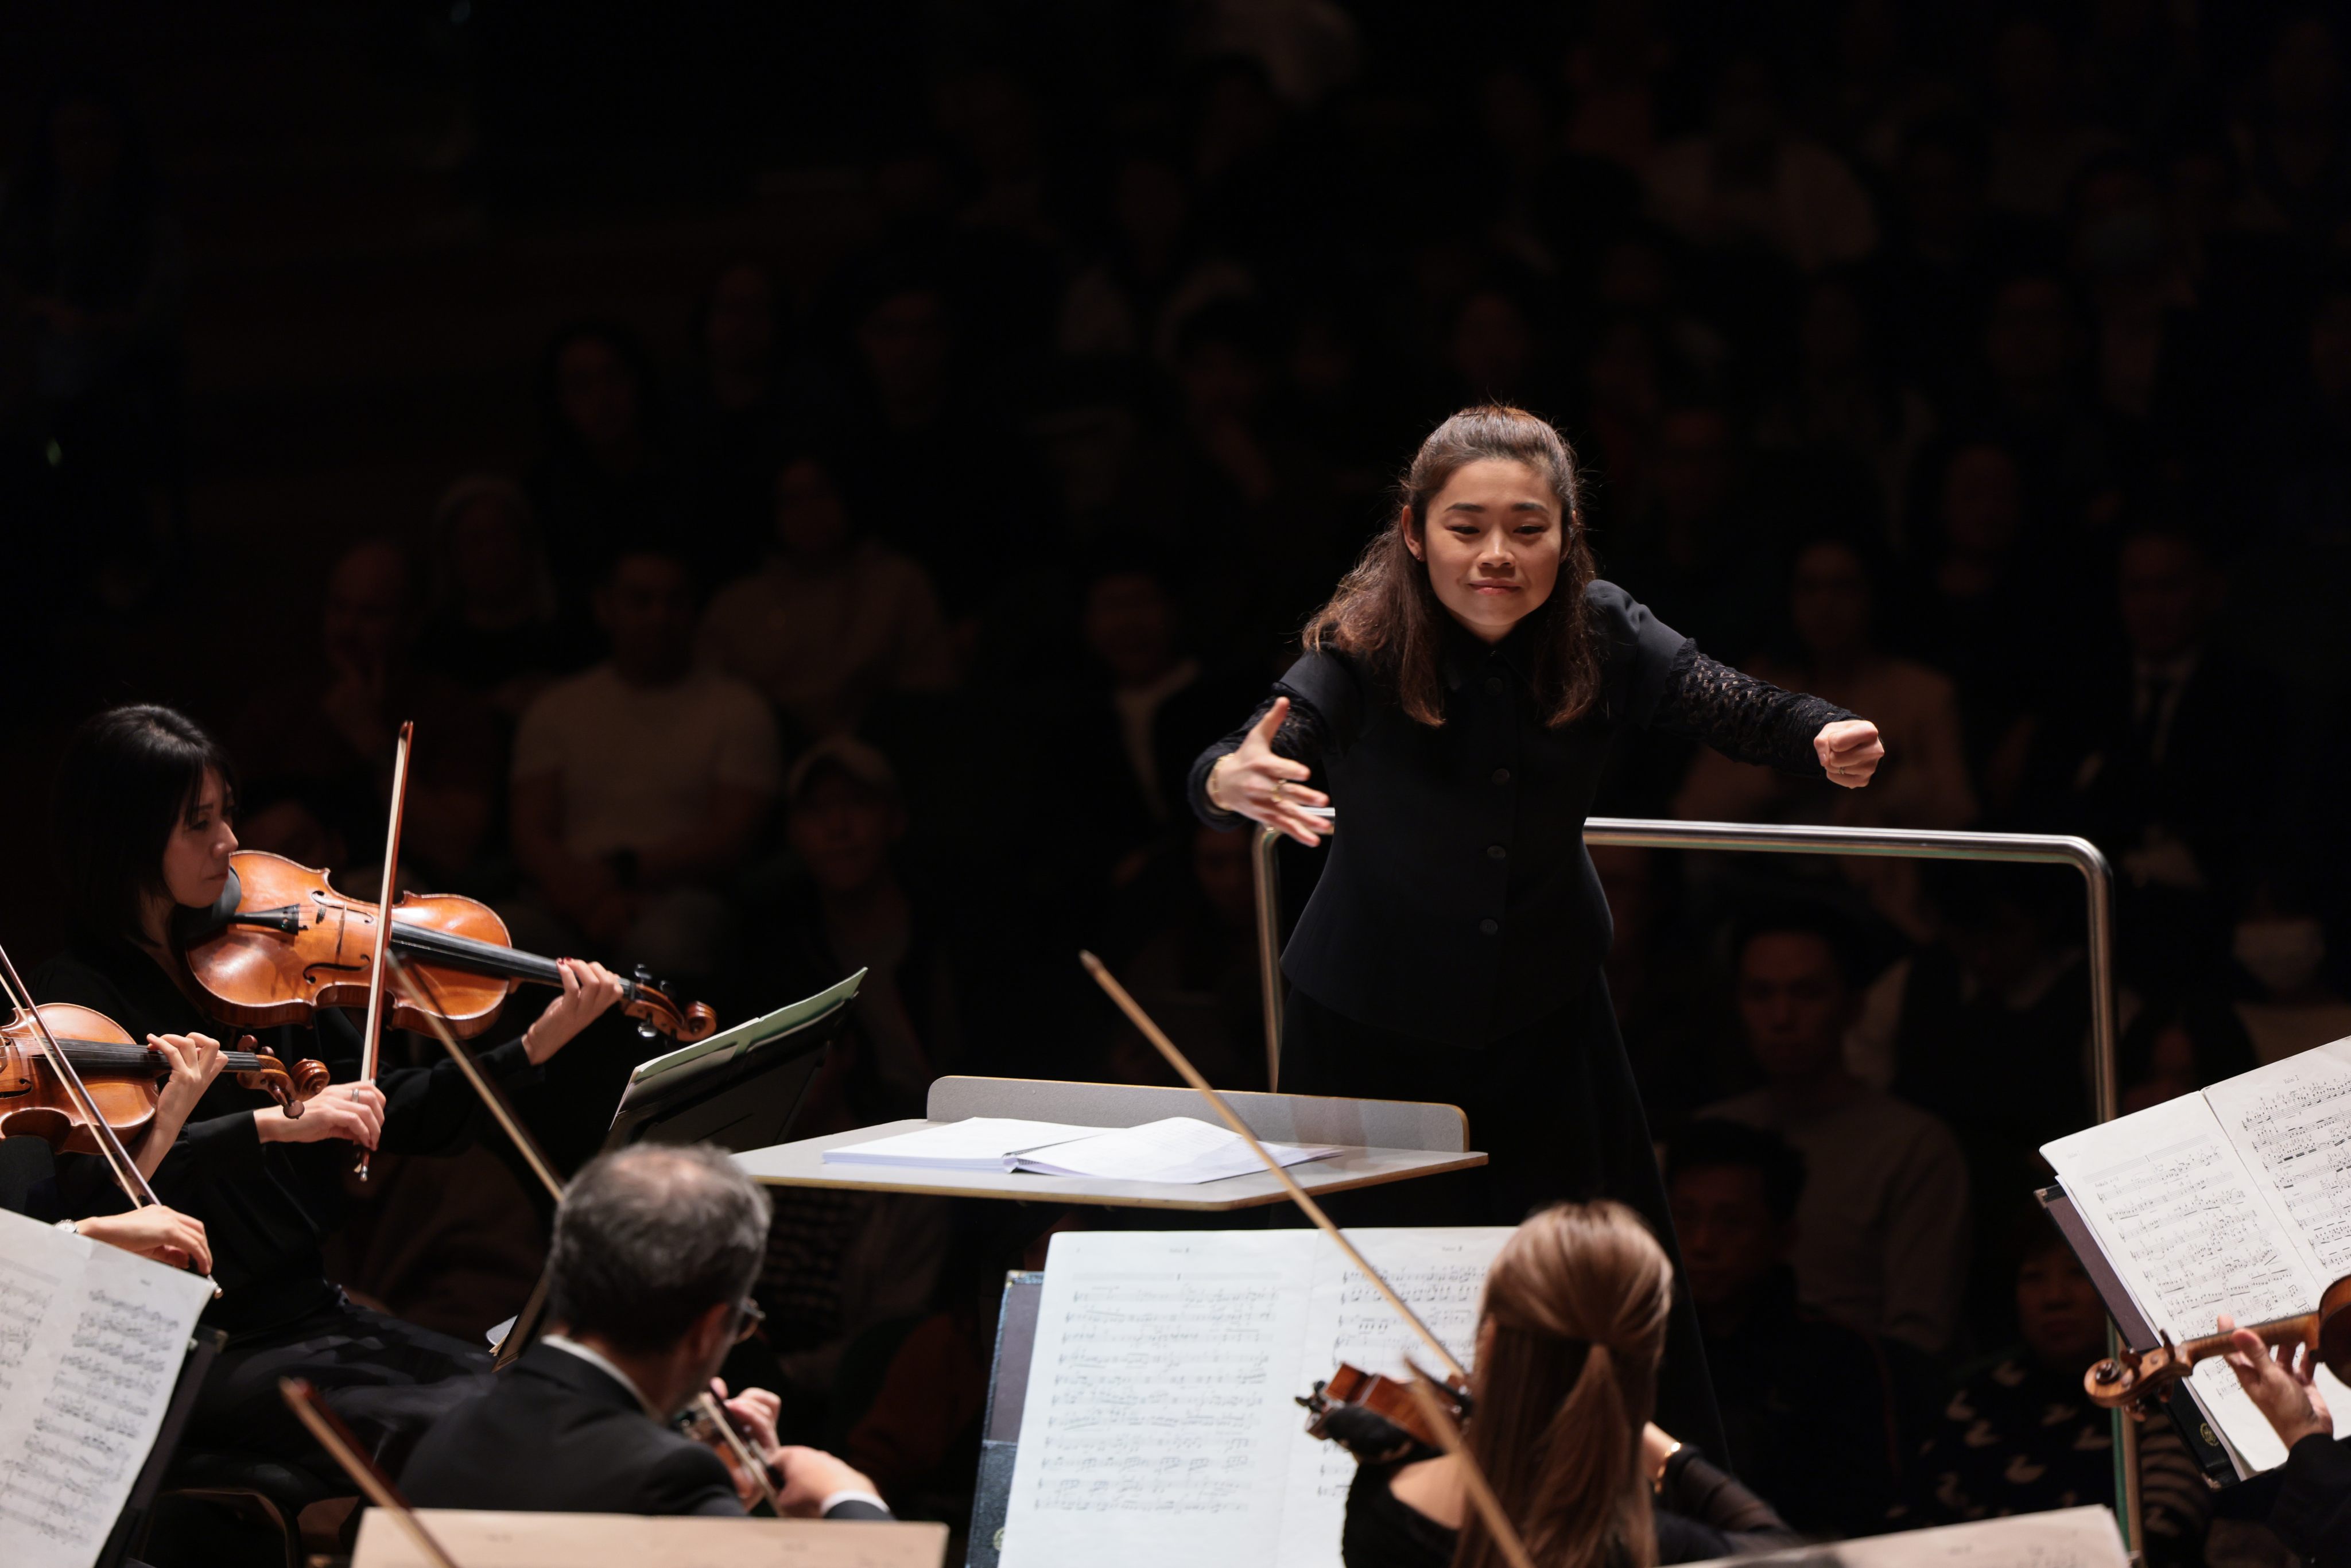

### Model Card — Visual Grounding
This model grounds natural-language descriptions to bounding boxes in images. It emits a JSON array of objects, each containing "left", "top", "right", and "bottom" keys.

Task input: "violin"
[
  {"left": 2085, "top": 1275, "right": 2351, "bottom": 1411},
  {"left": 0, "top": 1000, "right": 328, "bottom": 1155},
  {"left": 180, "top": 851, "right": 719, "bottom": 1044},
  {"left": 1299, "top": 1363, "right": 1475, "bottom": 1460},
  {"left": 678, "top": 1392, "right": 783, "bottom": 1513}
]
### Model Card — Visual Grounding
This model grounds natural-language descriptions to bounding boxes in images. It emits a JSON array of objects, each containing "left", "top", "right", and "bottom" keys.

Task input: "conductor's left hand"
[{"left": 1814, "top": 719, "right": 1884, "bottom": 789}]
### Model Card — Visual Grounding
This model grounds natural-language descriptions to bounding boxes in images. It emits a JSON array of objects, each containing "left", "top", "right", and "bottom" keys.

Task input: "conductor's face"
[{"left": 1406, "top": 458, "right": 1563, "bottom": 645}]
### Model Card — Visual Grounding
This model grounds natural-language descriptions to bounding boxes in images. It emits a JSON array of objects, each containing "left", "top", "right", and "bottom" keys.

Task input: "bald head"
[{"left": 547, "top": 1143, "right": 772, "bottom": 1356}]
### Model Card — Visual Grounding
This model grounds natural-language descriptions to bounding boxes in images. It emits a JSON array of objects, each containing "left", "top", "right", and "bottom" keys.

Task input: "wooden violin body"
[
  {"left": 1299, "top": 1363, "right": 1474, "bottom": 1460},
  {"left": 2085, "top": 1275, "right": 2351, "bottom": 1410},
  {"left": 182, "top": 851, "right": 717, "bottom": 1043},
  {"left": 0, "top": 1002, "right": 329, "bottom": 1155}
]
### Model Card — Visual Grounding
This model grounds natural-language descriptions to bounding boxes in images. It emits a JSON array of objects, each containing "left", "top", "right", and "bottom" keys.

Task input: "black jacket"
[
  {"left": 2274, "top": 1434, "right": 2351, "bottom": 1567},
  {"left": 401, "top": 1342, "right": 891, "bottom": 1520},
  {"left": 1191, "top": 581, "right": 1848, "bottom": 1046}
]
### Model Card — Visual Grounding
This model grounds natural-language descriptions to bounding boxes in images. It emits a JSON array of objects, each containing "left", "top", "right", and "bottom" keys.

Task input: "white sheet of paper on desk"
[
  {"left": 1681, "top": 1504, "right": 2127, "bottom": 1568},
  {"left": 1006, "top": 1117, "right": 1341, "bottom": 1184},
  {"left": 820, "top": 1117, "right": 1108, "bottom": 1170},
  {"left": 0, "top": 1206, "right": 215, "bottom": 1568}
]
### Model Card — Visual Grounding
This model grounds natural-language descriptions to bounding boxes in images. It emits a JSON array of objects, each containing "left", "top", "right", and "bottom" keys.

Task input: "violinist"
[
  {"left": 33, "top": 703, "right": 628, "bottom": 1473},
  {"left": 2209, "top": 1310, "right": 2348, "bottom": 1565},
  {"left": 1341, "top": 1201, "right": 1793, "bottom": 1568},
  {"left": 1192, "top": 406, "right": 1884, "bottom": 1452},
  {"left": 402, "top": 1143, "right": 893, "bottom": 1521}
]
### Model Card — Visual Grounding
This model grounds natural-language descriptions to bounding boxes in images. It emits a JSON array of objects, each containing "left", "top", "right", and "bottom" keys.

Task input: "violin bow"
[
  {"left": 278, "top": 1376, "right": 465, "bottom": 1568},
  {"left": 1078, "top": 951, "right": 1537, "bottom": 1568},
  {"left": 354, "top": 720, "right": 416, "bottom": 1182}
]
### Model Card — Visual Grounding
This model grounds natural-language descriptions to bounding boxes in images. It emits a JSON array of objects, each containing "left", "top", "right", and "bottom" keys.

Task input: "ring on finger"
[{"left": 1273, "top": 779, "right": 1288, "bottom": 802}]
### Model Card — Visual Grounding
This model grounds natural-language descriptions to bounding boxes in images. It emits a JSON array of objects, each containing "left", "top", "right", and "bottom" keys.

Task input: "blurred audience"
[
  {"left": 1700, "top": 917, "right": 1970, "bottom": 1356},
  {"left": 506, "top": 544, "right": 778, "bottom": 982},
  {"left": 234, "top": 537, "right": 499, "bottom": 885},
  {"left": 700, "top": 452, "right": 957, "bottom": 742},
  {"left": 1895, "top": 1214, "right": 2211, "bottom": 1567},
  {"left": 418, "top": 475, "right": 584, "bottom": 726},
  {"left": 1667, "top": 1119, "right": 1906, "bottom": 1539}
]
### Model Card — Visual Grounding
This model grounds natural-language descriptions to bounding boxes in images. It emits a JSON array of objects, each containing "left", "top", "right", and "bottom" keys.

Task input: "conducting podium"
[{"left": 732, "top": 1074, "right": 1487, "bottom": 1211}]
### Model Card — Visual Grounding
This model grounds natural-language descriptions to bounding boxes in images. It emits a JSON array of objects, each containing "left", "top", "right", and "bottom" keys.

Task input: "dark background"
[{"left": 4, "top": 0, "right": 2350, "bottom": 1548}]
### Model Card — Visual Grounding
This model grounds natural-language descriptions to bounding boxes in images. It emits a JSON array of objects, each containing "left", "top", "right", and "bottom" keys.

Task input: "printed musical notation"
[
  {"left": 1027, "top": 1272, "right": 1283, "bottom": 1518},
  {"left": 2205, "top": 1042, "right": 2351, "bottom": 1277},
  {"left": 2080, "top": 1132, "right": 2305, "bottom": 1334},
  {"left": 0, "top": 1211, "right": 212, "bottom": 1568}
]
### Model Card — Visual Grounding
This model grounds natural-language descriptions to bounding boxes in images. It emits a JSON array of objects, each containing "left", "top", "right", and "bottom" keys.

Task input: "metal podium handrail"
[{"left": 1250, "top": 815, "right": 2142, "bottom": 1559}]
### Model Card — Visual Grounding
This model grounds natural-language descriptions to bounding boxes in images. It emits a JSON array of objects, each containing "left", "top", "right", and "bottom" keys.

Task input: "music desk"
[{"left": 730, "top": 1075, "right": 1485, "bottom": 1212}]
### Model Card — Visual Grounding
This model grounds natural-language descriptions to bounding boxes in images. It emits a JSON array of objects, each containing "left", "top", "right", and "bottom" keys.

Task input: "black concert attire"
[
  {"left": 2271, "top": 1435, "right": 2351, "bottom": 1566},
  {"left": 34, "top": 931, "right": 543, "bottom": 1476},
  {"left": 1700, "top": 1266, "right": 1906, "bottom": 1539},
  {"left": 401, "top": 1341, "right": 894, "bottom": 1520},
  {"left": 1340, "top": 1444, "right": 1794, "bottom": 1568},
  {"left": 1190, "top": 580, "right": 1853, "bottom": 1458}
]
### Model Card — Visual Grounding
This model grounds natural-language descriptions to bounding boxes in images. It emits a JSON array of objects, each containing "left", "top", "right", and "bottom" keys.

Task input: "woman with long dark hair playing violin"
[
  {"left": 1192, "top": 406, "right": 1886, "bottom": 1458},
  {"left": 32, "top": 703, "right": 628, "bottom": 1475}
]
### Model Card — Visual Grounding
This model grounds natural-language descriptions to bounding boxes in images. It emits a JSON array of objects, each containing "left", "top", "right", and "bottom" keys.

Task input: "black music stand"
[
  {"left": 492, "top": 973, "right": 866, "bottom": 1367},
  {"left": 965, "top": 1271, "right": 1044, "bottom": 1568}
]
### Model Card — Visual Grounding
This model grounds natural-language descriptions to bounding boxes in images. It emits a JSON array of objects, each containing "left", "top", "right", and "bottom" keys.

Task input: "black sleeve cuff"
[{"left": 153, "top": 1109, "right": 265, "bottom": 1194}]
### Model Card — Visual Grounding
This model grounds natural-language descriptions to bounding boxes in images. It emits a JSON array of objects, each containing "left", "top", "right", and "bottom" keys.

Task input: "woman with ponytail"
[
  {"left": 1342, "top": 1202, "right": 1793, "bottom": 1568},
  {"left": 1193, "top": 405, "right": 1884, "bottom": 1451}
]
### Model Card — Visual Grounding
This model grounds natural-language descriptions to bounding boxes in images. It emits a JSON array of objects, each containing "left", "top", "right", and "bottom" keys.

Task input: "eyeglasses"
[{"left": 732, "top": 1298, "right": 766, "bottom": 1344}]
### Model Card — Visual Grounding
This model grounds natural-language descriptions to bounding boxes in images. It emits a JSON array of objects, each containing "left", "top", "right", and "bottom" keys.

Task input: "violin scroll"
[{"left": 625, "top": 967, "right": 717, "bottom": 1042}]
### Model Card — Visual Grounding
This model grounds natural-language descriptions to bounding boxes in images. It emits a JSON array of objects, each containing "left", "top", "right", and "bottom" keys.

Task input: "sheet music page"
[
  {"left": 1000, "top": 1228, "right": 1511, "bottom": 1568},
  {"left": 1681, "top": 1503, "right": 2127, "bottom": 1567},
  {"left": 1273, "top": 1228, "right": 1514, "bottom": 1568},
  {"left": 356, "top": 1509, "right": 949, "bottom": 1567},
  {"left": 0, "top": 1208, "right": 214, "bottom": 1568},
  {"left": 2194, "top": 1035, "right": 2351, "bottom": 1445},
  {"left": 2042, "top": 1094, "right": 2320, "bottom": 1470},
  {"left": 1000, "top": 1231, "right": 1315, "bottom": 1568}
]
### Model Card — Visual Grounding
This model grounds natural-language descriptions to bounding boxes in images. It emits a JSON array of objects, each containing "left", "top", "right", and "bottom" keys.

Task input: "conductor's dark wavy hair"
[{"left": 1303, "top": 405, "right": 1599, "bottom": 728}]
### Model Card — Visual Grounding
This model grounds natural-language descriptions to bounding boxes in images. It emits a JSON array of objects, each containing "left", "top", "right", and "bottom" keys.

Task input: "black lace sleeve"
[
  {"left": 1650, "top": 640, "right": 1857, "bottom": 778},
  {"left": 1188, "top": 694, "right": 1331, "bottom": 829}
]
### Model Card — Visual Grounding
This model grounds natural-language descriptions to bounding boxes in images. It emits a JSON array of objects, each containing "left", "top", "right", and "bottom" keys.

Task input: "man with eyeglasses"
[{"left": 402, "top": 1143, "right": 890, "bottom": 1519}]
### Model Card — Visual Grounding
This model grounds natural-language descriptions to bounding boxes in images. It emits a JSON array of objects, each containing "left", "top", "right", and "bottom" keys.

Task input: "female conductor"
[{"left": 1191, "top": 405, "right": 1883, "bottom": 1449}]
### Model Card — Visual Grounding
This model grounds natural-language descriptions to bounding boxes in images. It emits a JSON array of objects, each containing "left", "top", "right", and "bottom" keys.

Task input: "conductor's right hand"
[
  {"left": 1207, "top": 697, "right": 1333, "bottom": 848},
  {"left": 256, "top": 1082, "right": 385, "bottom": 1149}
]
